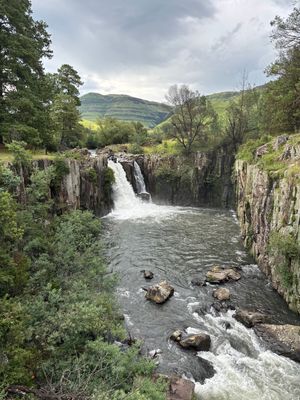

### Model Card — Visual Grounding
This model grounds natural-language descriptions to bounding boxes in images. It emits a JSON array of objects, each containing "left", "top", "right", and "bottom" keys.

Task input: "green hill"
[{"left": 79, "top": 93, "right": 172, "bottom": 127}]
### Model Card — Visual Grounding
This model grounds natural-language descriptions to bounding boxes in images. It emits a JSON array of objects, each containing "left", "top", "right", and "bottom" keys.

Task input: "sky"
[{"left": 31, "top": 0, "right": 296, "bottom": 102}]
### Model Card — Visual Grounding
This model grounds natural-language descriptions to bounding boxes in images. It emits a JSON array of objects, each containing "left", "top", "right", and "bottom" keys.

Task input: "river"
[{"left": 103, "top": 160, "right": 300, "bottom": 400}]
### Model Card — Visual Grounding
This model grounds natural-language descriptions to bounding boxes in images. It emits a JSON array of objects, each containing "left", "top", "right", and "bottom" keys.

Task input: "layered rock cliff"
[
  {"left": 119, "top": 142, "right": 235, "bottom": 208},
  {"left": 14, "top": 153, "right": 113, "bottom": 217},
  {"left": 235, "top": 135, "right": 300, "bottom": 313}
]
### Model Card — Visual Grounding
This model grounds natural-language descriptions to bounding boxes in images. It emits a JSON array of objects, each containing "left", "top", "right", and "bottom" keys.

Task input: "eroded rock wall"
[
  {"left": 15, "top": 155, "right": 113, "bottom": 217},
  {"left": 235, "top": 143, "right": 300, "bottom": 313}
]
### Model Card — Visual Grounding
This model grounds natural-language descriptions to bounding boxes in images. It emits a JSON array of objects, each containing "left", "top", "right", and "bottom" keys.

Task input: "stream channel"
[{"left": 103, "top": 160, "right": 300, "bottom": 400}]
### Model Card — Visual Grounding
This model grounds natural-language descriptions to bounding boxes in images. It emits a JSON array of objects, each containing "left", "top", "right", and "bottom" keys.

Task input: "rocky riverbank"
[{"left": 235, "top": 134, "right": 300, "bottom": 314}]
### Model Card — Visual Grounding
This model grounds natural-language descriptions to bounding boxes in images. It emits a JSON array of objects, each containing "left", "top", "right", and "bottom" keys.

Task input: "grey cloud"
[
  {"left": 32, "top": 0, "right": 295, "bottom": 101},
  {"left": 211, "top": 23, "right": 243, "bottom": 52}
]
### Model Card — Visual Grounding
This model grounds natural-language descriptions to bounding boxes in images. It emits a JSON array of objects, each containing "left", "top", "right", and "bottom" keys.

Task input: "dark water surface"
[{"left": 103, "top": 188, "right": 300, "bottom": 399}]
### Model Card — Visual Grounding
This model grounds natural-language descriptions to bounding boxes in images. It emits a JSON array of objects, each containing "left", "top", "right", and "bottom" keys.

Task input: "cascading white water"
[
  {"left": 107, "top": 159, "right": 177, "bottom": 220},
  {"left": 108, "top": 160, "right": 141, "bottom": 210},
  {"left": 133, "top": 161, "right": 147, "bottom": 194}
]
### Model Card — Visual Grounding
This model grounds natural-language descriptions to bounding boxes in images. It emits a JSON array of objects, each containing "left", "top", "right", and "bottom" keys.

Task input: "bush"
[{"left": 6, "top": 140, "right": 32, "bottom": 167}]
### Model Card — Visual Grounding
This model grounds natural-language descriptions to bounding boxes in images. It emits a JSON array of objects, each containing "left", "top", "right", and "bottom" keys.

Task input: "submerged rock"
[
  {"left": 234, "top": 309, "right": 268, "bottom": 328},
  {"left": 143, "top": 270, "right": 154, "bottom": 280},
  {"left": 254, "top": 324, "right": 300, "bottom": 363},
  {"left": 206, "top": 265, "right": 241, "bottom": 284},
  {"left": 213, "top": 287, "right": 230, "bottom": 301},
  {"left": 170, "top": 329, "right": 183, "bottom": 342},
  {"left": 145, "top": 280, "right": 174, "bottom": 304},
  {"left": 191, "top": 278, "right": 205, "bottom": 286},
  {"left": 137, "top": 192, "right": 151, "bottom": 202}
]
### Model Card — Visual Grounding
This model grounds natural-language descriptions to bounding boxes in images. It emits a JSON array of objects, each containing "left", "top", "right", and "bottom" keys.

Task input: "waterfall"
[
  {"left": 133, "top": 161, "right": 146, "bottom": 193},
  {"left": 107, "top": 159, "right": 175, "bottom": 220},
  {"left": 108, "top": 160, "right": 141, "bottom": 210}
]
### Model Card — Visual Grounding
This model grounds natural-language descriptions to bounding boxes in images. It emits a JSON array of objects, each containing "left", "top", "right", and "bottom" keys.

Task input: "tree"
[
  {"left": 259, "top": 7, "right": 300, "bottom": 133},
  {"left": 270, "top": 8, "right": 300, "bottom": 50},
  {"left": 225, "top": 74, "right": 260, "bottom": 149},
  {"left": 50, "top": 65, "right": 83, "bottom": 148},
  {"left": 0, "top": 0, "right": 52, "bottom": 145},
  {"left": 166, "top": 85, "right": 216, "bottom": 154}
]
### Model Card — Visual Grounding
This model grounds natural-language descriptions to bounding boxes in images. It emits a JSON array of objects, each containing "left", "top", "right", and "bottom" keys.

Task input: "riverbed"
[{"left": 103, "top": 160, "right": 300, "bottom": 399}]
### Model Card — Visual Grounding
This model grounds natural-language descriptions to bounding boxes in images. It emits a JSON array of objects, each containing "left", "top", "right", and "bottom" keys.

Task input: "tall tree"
[
  {"left": 260, "top": 7, "right": 300, "bottom": 133},
  {"left": 0, "top": 0, "right": 52, "bottom": 145},
  {"left": 166, "top": 85, "right": 216, "bottom": 154},
  {"left": 50, "top": 65, "right": 83, "bottom": 148}
]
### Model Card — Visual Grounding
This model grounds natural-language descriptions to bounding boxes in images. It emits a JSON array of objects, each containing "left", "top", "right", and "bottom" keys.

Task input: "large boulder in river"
[
  {"left": 206, "top": 265, "right": 241, "bottom": 284},
  {"left": 254, "top": 324, "right": 300, "bottom": 363},
  {"left": 233, "top": 309, "right": 268, "bottom": 328},
  {"left": 145, "top": 280, "right": 174, "bottom": 304},
  {"left": 170, "top": 330, "right": 211, "bottom": 351},
  {"left": 213, "top": 287, "right": 230, "bottom": 301},
  {"left": 179, "top": 333, "right": 211, "bottom": 351}
]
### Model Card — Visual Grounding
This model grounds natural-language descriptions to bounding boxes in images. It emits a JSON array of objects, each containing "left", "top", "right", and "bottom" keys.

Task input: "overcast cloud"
[{"left": 32, "top": 0, "right": 295, "bottom": 101}]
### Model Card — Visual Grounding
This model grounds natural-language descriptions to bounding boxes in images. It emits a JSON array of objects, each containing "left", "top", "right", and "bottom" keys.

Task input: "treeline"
[{"left": 0, "top": 1, "right": 83, "bottom": 151}]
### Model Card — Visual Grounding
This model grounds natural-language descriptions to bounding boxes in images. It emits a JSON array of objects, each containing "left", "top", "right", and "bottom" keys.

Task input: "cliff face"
[
  {"left": 119, "top": 142, "right": 235, "bottom": 208},
  {"left": 15, "top": 154, "right": 113, "bottom": 217},
  {"left": 235, "top": 135, "right": 300, "bottom": 313}
]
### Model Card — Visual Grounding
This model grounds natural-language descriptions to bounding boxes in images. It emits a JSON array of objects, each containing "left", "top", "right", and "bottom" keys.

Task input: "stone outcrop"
[
  {"left": 116, "top": 142, "right": 235, "bottom": 208},
  {"left": 13, "top": 154, "right": 113, "bottom": 217},
  {"left": 254, "top": 324, "right": 300, "bottom": 362},
  {"left": 145, "top": 281, "right": 174, "bottom": 304},
  {"left": 233, "top": 309, "right": 268, "bottom": 328},
  {"left": 235, "top": 135, "right": 300, "bottom": 313}
]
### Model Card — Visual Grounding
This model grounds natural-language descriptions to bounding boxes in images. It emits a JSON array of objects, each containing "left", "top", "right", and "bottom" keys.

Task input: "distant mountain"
[{"left": 79, "top": 92, "right": 172, "bottom": 127}]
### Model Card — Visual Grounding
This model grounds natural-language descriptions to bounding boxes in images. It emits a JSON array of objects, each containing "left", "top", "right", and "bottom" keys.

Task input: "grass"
[
  {"left": 0, "top": 149, "right": 56, "bottom": 162},
  {"left": 80, "top": 119, "right": 99, "bottom": 131},
  {"left": 79, "top": 93, "right": 171, "bottom": 127},
  {"left": 237, "top": 133, "right": 300, "bottom": 179}
]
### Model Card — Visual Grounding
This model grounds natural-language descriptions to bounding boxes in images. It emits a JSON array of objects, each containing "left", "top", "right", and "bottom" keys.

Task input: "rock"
[
  {"left": 213, "top": 287, "right": 230, "bottom": 301},
  {"left": 255, "top": 143, "right": 269, "bottom": 158},
  {"left": 179, "top": 333, "right": 211, "bottom": 351},
  {"left": 191, "top": 278, "right": 204, "bottom": 286},
  {"left": 167, "top": 375, "right": 195, "bottom": 400},
  {"left": 206, "top": 265, "right": 241, "bottom": 284},
  {"left": 148, "top": 349, "right": 162, "bottom": 359},
  {"left": 273, "top": 135, "right": 289, "bottom": 151},
  {"left": 137, "top": 192, "right": 151, "bottom": 202},
  {"left": 254, "top": 324, "right": 300, "bottom": 363},
  {"left": 170, "top": 330, "right": 183, "bottom": 342},
  {"left": 143, "top": 270, "right": 154, "bottom": 280},
  {"left": 145, "top": 280, "right": 174, "bottom": 304},
  {"left": 211, "top": 301, "right": 235, "bottom": 313},
  {"left": 233, "top": 309, "right": 268, "bottom": 328}
]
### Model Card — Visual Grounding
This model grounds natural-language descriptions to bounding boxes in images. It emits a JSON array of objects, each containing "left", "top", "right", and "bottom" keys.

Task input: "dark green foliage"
[
  {"left": 268, "top": 232, "right": 299, "bottom": 288},
  {"left": 166, "top": 85, "right": 217, "bottom": 155},
  {"left": 86, "top": 167, "right": 97, "bottom": 183},
  {"left": 79, "top": 92, "right": 171, "bottom": 127},
  {"left": 0, "top": 0, "right": 52, "bottom": 146},
  {"left": 104, "top": 167, "right": 115, "bottom": 196},
  {"left": 6, "top": 141, "right": 32, "bottom": 167},
  {"left": 52, "top": 155, "right": 70, "bottom": 188}
]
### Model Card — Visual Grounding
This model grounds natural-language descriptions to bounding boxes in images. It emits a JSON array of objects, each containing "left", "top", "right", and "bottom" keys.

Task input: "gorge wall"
[
  {"left": 119, "top": 142, "right": 235, "bottom": 208},
  {"left": 235, "top": 135, "right": 300, "bottom": 313},
  {"left": 15, "top": 153, "right": 113, "bottom": 217}
]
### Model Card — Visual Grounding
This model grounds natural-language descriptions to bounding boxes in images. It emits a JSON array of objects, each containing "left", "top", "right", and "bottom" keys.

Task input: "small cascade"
[
  {"left": 107, "top": 159, "right": 174, "bottom": 220},
  {"left": 133, "top": 161, "right": 147, "bottom": 194},
  {"left": 108, "top": 160, "right": 141, "bottom": 211}
]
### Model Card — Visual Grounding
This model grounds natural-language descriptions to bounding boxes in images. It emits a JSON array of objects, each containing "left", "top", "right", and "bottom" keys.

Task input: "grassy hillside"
[{"left": 79, "top": 93, "right": 171, "bottom": 127}]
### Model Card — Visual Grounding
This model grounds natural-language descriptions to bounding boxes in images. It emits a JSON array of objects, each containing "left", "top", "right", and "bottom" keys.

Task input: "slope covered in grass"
[{"left": 79, "top": 93, "right": 171, "bottom": 127}]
